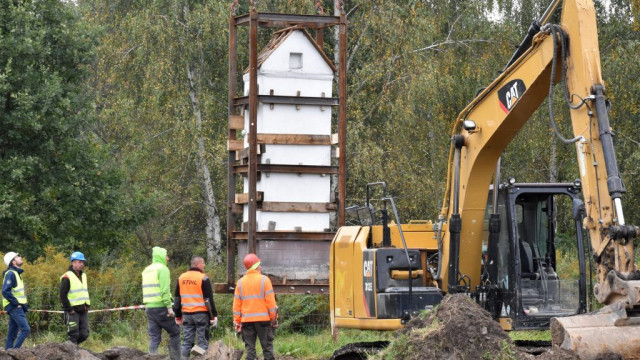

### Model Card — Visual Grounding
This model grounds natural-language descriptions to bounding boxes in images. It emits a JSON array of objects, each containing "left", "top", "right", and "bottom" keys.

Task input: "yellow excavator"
[{"left": 330, "top": 0, "right": 640, "bottom": 358}]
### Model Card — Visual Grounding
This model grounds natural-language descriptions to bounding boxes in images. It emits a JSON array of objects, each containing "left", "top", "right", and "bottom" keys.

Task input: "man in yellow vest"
[
  {"left": 59, "top": 251, "right": 90, "bottom": 345},
  {"left": 2, "top": 251, "right": 30, "bottom": 349},
  {"left": 142, "top": 246, "right": 181, "bottom": 360},
  {"left": 233, "top": 253, "right": 278, "bottom": 360},
  {"left": 173, "top": 256, "right": 218, "bottom": 359}
]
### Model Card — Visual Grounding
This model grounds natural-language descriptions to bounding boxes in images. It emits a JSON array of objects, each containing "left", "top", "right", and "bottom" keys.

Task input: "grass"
[
  {"left": 14, "top": 326, "right": 393, "bottom": 359},
  {"left": 508, "top": 330, "right": 551, "bottom": 342}
]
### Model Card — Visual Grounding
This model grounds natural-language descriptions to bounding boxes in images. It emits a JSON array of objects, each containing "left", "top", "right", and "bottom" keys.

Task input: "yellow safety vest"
[
  {"left": 141, "top": 263, "right": 163, "bottom": 304},
  {"left": 60, "top": 271, "right": 90, "bottom": 306},
  {"left": 2, "top": 270, "right": 27, "bottom": 308}
]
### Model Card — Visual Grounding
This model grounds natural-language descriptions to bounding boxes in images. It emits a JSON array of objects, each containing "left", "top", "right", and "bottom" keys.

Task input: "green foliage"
[
  {"left": 0, "top": 0, "right": 152, "bottom": 260},
  {"left": 276, "top": 294, "right": 330, "bottom": 334}
]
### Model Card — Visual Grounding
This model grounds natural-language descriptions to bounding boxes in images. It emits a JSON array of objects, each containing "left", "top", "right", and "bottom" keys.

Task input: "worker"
[
  {"left": 173, "top": 256, "right": 218, "bottom": 359},
  {"left": 142, "top": 246, "right": 181, "bottom": 359},
  {"left": 2, "top": 252, "right": 30, "bottom": 349},
  {"left": 59, "top": 251, "right": 90, "bottom": 345},
  {"left": 233, "top": 253, "right": 278, "bottom": 360}
]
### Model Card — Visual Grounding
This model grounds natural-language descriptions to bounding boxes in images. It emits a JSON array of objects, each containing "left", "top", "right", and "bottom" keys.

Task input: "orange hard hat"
[{"left": 243, "top": 253, "right": 261, "bottom": 270}]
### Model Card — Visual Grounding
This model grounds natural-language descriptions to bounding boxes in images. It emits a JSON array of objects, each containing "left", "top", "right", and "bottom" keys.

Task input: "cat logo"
[
  {"left": 363, "top": 260, "right": 373, "bottom": 277},
  {"left": 497, "top": 79, "right": 526, "bottom": 114}
]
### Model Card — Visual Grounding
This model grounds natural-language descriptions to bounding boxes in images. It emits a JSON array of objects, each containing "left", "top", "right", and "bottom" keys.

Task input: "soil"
[
  {"left": 379, "top": 294, "right": 579, "bottom": 360},
  {"left": 0, "top": 341, "right": 239, "bottom": 360}
]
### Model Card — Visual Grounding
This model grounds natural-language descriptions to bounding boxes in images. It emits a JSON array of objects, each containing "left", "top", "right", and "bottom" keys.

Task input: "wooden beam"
[
  {"left": 257, "top": 134, "right": 331, "bottom": 145},
  {"left": 259, "top": 202, "right": 337, "bottom": 213},
  {"left": 234, "top": 164, "right": 338, "bottom": 174},
  {"left": 232, "top": 231, "right": 335, "bottom": 241},
  {"left": 331, "top": 133, "right": 339, "bottom": 145},
  {"left": 227, "top": 139, "right": 244, "bottom": 151},
  {"left": 229, "top": 115, "right": 244, "bottom": 130},
  {"left": 235, "top": 191, "right": 263, "bottom": 204},
  {"left": 236, "top": 144, "right": 266, "bottom": 161}
]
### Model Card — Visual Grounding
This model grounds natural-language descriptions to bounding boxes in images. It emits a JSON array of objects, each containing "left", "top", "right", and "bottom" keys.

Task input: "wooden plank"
[
  {"left": 235, "top": 164, "right": 338, "bottom": 174},
  {"left": 235, "top": 191, "right": 263, "bottom": 204},
  {"left": 259, "top": 202, "right": 337, "bottom": 213},
  {"left": 331, "top": 133, "right": 339, "bottom": 145},
  {"left": 227, "top": 139, "right": 244, "bottom": 151},
  {"left": 232, "top": 231, "right": 335, "bottom": 241},
  {"left": 257, "top": 134, "right": 331, "bottom": 145},
  {"left": 229, "top": 115, "right": 244, "bottom": 130},
  {"left": 236, "top": 144, "right": 265, "bottom": 161}
]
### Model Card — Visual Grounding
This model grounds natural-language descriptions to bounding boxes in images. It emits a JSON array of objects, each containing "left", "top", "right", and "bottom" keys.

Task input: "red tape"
[{"left": 1, "top": 305, "right": 146, "bottom": 314}]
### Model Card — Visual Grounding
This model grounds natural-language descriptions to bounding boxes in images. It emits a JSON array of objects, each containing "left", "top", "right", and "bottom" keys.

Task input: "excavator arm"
[{"left": 439, "top": 0, "right": 640, "bottom": 356}]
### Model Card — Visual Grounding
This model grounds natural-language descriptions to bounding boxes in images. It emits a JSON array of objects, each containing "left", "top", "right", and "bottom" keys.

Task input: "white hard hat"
[{"left": 4, "top": 252, "right": 19, "bottom": 267}]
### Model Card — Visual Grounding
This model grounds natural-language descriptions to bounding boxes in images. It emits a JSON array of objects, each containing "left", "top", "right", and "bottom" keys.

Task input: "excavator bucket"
[{"left": 551, "top": 301, "right": 640, "bottom": 359}]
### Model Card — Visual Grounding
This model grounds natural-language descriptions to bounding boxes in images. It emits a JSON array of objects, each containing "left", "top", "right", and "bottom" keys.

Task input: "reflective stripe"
[
  {"left": 265, "top": 289, "right": 274, "bottom": 296},
  {"left": 73, "top": 297, "right": 90, "bottom": 301},
  {"left": 238, "top": 280, "right": 244, "bottom": 299},
  {"left": 242, "top": 312, "right": 270, "bottom": 318},
  {"left": 268, "top": 307, "right": 277, "bottom": 312},
  {"left": 180, "top": 294, "right": 204, "bottom": 299},
  {"left": 233, "top": 311, "right": 241, "bottom": 316},
  {"left": 260, "top": 276, "right": 266, "bottom": 298},
  {"left": 234, "top": 294, "right": 241, "bottom": 299},
  {"left": 241, "top": 294, "right": 263, "bottom": 300},
  {"left": 144, "top": 293, "right": 162, "bottom": 298},
  {"left": 142, "top": 284, "right": 159, "bottom": 288},
  {"left": 69, "top": 288, "right": 88, "bottom": 294}
]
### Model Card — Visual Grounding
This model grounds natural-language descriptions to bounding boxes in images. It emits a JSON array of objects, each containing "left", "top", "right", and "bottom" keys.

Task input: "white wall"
[{"left": 242, "top": 29, "right": 334, "bottom": 233}]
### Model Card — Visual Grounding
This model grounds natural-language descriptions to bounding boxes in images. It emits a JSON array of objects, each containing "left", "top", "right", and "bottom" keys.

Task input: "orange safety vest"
[
  {"left": 232, "top": 269, "right": 277, "bottom": 323},
  {"left": 178, "top": 270, "right": 208, "bottom": 313}
]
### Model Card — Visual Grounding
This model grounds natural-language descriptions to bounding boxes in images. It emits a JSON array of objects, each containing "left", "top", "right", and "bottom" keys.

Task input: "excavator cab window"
[
  {"left": 485, "top": 183, "right": 586, "bottom": 330},
  {"left": 511, "top": 187, "right": 584, "bottom": 327}
]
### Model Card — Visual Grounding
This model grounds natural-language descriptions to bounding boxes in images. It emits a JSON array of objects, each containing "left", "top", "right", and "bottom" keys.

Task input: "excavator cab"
[{"left": 483, "top": 182, "right": 587, "bottom": 330}]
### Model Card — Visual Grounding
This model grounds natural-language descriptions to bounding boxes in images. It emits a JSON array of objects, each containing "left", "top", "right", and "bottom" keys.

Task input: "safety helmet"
[
  {"left": 243, "top": 253, "right": 261, "bottom": 270},
  {"left": 70, "top": 251, "right": 86, "bottom": 262},
  {"left": 3, "top": 252, "right": 19, "bottom": 267}
]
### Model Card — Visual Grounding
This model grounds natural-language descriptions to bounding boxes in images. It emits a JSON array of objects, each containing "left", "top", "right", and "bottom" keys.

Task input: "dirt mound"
[{"left": 380, "top": 294, "right": 579, "bottom": 360}]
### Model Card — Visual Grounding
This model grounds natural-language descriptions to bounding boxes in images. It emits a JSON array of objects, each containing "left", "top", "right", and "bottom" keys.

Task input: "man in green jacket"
[{"left": 142, "top": 247, "right": 181, "bottom": 360}]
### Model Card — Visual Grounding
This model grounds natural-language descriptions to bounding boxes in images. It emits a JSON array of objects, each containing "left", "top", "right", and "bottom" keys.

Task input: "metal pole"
[
  {"left": 338, "top": 12, "right": 347, "bottom": 227},
  {"left": 248, "top": 8, "right": 258, "bottom": 253},
  {"left": 227, "top": 14, "right": 238, "bottom": 286}
]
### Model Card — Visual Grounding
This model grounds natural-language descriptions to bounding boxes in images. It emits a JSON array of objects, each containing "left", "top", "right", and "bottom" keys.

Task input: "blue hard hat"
[{"left": 70, "top": 251, "right": 86, "bottom": 262}]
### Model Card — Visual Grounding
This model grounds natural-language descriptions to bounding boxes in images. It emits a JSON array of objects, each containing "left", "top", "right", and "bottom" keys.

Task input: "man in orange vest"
[
  {"left": 233, "top": 253, "right": 278, "bottom": 360},
  {"left": 173, "top": 256, "right": 217, "bottom": 359}
]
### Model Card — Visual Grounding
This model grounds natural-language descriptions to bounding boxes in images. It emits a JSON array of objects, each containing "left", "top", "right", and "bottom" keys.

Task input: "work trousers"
[
  {"left": 65, "top": 311, "right": 89, "bottom": 344},
  {"left": 181, "top": 313, "right": 210, "bottom": 359},
  {"left": 146, "top": 307, "right": 181, "bottom": 360},
  {"left": 5, "top": 305, "right": 30, "bottom": 349},
  {"left": 242, "top": 321, "right": 275, "bottom": 360}
]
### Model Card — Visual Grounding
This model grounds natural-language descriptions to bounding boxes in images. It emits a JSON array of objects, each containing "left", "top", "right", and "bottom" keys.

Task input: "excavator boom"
[
  {"left": 439, "top": 0, "right": 640, "bottom": 357},
  {"left": 331, "top": 0, "right": 640, "bottom": 358}
]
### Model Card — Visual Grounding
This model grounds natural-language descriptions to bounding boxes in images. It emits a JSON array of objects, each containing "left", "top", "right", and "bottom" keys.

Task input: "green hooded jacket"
[{"left": 143, "top": 247, "right": 173, "bottom": 308}]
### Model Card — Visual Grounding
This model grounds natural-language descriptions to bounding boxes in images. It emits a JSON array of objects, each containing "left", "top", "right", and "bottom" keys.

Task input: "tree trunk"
[
  {"left": 186, "top": 66, "right": 223, "bottom": 264},
  {"left": 180, "top": 3, "right": 223, "bottom": 264}
]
